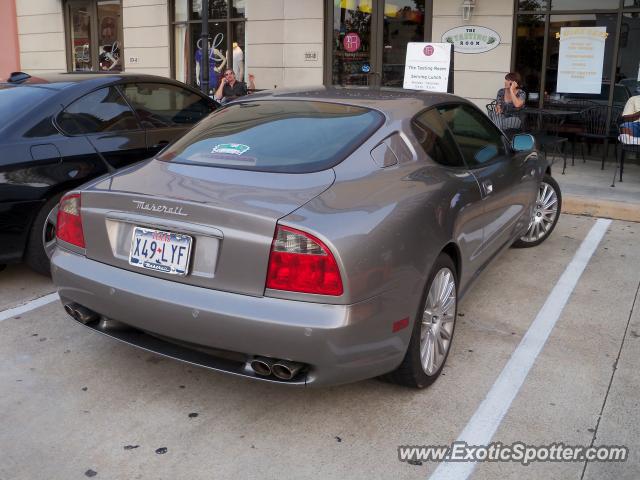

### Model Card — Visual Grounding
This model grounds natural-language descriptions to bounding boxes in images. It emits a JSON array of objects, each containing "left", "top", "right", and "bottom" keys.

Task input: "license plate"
[{"left": 128, "top": 227, "right": 192, "bottom": 276}]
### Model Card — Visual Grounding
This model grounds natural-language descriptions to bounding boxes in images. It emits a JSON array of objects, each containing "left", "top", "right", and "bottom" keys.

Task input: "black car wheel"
[
  {"left": 25, "top": 193, "right": 64, "bottom": 276},
  {"left": 384, "top": 253, "right": 458, "bottom": 388},
  {"left": 513, "top": 174, "right": 562, "bottom": 248}
]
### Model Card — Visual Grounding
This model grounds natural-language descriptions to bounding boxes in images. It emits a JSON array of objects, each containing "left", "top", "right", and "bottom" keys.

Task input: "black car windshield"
[
  {"left": 0, "top": 85, "right": 56, "bottom": 125},
  {"left": 157, "top": 100, "right": 384, "bottom": 173}
]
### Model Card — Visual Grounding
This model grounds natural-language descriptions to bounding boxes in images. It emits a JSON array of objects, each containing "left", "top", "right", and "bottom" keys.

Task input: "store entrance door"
[
  {"left": 327, "top": 0, "right": 429, "bottom": 87},
  {"left": 65, "top": 0, "right": 123, "bottom": 72}
]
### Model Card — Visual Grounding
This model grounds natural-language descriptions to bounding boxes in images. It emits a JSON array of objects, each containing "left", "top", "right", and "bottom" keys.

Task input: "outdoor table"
[{"left": 518, "top": 108, "right": 578, "bottom": 174}]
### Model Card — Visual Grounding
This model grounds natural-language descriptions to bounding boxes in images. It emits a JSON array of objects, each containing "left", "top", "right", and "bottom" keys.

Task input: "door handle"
[
  {"left": 482, "top": 180, "right": 493, "bottom": 195},
  {"left": 152, "top": 141, "right": 169, "bottom": 149}
]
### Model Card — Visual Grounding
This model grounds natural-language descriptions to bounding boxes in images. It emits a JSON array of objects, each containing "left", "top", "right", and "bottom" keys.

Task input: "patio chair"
[
  {"left": 579, "top": 105, "right": 623, "bottom": 170},
  {"left": 563, "top": 99, "right": 598, "bottom": 163},
  {"left": 520, "top": 110, "right": 569, "bottom": 173},
  {"left": 611, "top": 124, "right": 640, "bottom": 186},
  {"left": 486, "top": 100, "right": 522, "bottom": 139}
]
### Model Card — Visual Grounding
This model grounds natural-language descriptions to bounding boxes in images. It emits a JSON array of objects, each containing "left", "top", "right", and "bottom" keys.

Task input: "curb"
[{"left": 562, "top": 195, "right": 640, "bottom": 223}]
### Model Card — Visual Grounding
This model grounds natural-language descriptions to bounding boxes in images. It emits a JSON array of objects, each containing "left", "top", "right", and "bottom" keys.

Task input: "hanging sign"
[
  {"left": 556, "top": 26, "right": 608, "bottom": 94},
  {"left": 442, "top": 26, "right": 500, "bottom": 54},
  {"left": 403, "top": 42, "right": 452, "bottom": 92}
]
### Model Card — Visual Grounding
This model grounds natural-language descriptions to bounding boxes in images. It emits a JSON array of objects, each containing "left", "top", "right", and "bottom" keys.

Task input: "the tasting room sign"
[{"left": 442, "top": 26, "right": 501, "bottom": 54}]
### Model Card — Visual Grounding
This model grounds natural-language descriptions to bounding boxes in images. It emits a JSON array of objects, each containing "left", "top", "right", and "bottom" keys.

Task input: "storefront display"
[
  {"left": 65, "top": 0, "right": 123, "bottom": 72},
  {"left": 330, "top": 0, "right": 427, "bottom": 87},
  {"left": 171, "top": 0, "right": 245, "bottom": 92},
  {"left": 513, "top": 2, "right": 639, "bottom": 109}
]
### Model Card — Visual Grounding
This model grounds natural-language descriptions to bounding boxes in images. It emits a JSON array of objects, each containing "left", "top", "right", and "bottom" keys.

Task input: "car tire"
[
  {"left": 513, "top": 174, "right": 562, "bottom": 248},
  {"left": 384, "top": 253, "right": 458, "bottom": 388},
  {"left": 25, "top": 193, "right": 64, "bottom": 277}
]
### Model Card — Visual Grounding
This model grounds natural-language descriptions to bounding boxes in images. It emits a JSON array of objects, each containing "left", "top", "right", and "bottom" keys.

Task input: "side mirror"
[{"left": 511, "top": 134, "right": 535, "bottom": 152}]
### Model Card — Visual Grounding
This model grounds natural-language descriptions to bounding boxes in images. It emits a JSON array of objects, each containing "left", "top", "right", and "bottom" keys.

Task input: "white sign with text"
[
  {"left": 403, "top": 42, "right": 451, "bottom": 92},
  {"left": 556, "top": 26, "right": 607, "bottom": 94}
]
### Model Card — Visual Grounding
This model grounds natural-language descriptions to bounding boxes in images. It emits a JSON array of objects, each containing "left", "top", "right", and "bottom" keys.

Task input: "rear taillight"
[
  {"left": 266, "top": 225, "right": 343, "bottom": 296},
  {"left": 56, "top": 193, "right": 85, "bottom": 248}
]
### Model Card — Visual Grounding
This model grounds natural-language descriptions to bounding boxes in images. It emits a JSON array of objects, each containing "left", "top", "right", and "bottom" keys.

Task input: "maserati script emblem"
[{"left": 132, "top": 200, "right": 188, "bottom": 216}]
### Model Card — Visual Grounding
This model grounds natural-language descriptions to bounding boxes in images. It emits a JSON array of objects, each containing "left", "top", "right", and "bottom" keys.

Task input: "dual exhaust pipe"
[
  {"left": 64, "top": 302, "right": 305, "bottom": 381},
  {"left": 250, "top": 356, "right": 305, "bottom": 381},
  {"left": 64, "top": 303, "right": 98, "bottom": 324},
  {"left": 64, "top": 303, "right": 129, "bottom": 330}
]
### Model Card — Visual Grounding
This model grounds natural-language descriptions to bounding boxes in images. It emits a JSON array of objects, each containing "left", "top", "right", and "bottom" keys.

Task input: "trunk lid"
[{"left": 80, "top": 159, "right": 335, "bottom": 296}]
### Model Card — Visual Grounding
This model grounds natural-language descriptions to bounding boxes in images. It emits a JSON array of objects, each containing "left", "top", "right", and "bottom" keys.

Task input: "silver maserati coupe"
[{"left": 51, "top": 87, "right": 561, "bottom": 388}]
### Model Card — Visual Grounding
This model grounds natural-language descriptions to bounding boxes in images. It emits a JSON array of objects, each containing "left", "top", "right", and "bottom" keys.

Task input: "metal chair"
[
  {"left": 563, "top": 99, "right": 598, "bottom": 163},
  {"left": 521, "top": 110, "right": 568, "bottom": 173},
  {"left": 579, "top": 106, "right": 623, "bottom": 169},
  {"left": 486, "top": 100, "right": 522, "bottom": 139},
  {"left": 612, "top": 123, "right": 640, "bottom": 186}
]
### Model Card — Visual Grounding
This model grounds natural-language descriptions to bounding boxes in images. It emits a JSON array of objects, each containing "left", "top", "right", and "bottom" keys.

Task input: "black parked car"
[{"left": 0, "top": 72, "right": 219, "bottom": 275}]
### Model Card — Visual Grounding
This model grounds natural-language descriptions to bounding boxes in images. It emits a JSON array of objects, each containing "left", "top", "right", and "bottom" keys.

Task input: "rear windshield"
[
  {"left": 157, "top": 100, "right": 384, "bottom": 173},
  {"left": 0, "top": 85, "right": 55, "bottom": 125}
]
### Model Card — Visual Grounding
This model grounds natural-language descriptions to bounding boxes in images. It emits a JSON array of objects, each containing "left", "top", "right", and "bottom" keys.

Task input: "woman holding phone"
[
  {"left": 493, "top": 72, "right": 526, "bottom": 132},
  {"left": 496, "top": 72, "right": 526, "bottom": 114}
]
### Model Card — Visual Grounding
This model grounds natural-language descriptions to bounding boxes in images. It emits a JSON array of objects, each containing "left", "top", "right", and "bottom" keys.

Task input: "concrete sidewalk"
[{"left": 554, "top": 156, "right": 640, "bottom": 222}]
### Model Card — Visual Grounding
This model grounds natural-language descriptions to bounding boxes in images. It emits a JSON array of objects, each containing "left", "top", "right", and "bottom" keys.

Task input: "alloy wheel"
[
  {"left": 420, "top": 268, "right": 456, "bottom": 376},
  {"left": 42, "top": 204, "right": 58, "bottom": 259},
  {"left": 521, "top": 181, "right": 559, "bottom": 244}
]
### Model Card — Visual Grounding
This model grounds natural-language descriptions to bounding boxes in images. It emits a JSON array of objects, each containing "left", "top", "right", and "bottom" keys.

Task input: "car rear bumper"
[{"left": 51, "top": 248, "right": 413, "bottom": 387}]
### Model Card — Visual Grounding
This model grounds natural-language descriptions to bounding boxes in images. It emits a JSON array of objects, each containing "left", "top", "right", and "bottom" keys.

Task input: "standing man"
[{"left": 215, "top": 69, "right": 255, "bottom": 103}]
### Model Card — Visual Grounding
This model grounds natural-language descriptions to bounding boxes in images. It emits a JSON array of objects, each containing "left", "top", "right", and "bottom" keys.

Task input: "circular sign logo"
[
  {"left": 423, "top": 45, "right": 435, "bottom": 56},
  {"left": 361, "top": 63, "right": 371, "bottom": 73},
  {"left": 343, "top": 33, "right": 361, "bottom": 53}
]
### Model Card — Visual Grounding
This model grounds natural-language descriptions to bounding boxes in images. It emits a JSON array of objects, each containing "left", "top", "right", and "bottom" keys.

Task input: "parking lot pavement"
[
  {"left": 0, "top": 214, "right": 638, "bottom": 480},
  {"left": 0, "top": 264, "right": 55, "bottom": 311}
]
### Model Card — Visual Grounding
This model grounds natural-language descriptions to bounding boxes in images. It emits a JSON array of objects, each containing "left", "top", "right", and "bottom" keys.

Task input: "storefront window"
[
  {"left": 97, "top": 0, "right": 122, "bottom": 71},
  {"left": 332, "top": 0, "right": 373, "bottom": 86},
  {"left": 172, "top": 0, "right": 245, "bottom": 93},
  {"left": 70, "top": 3, "right": 92, "bottom": 71},
  {"left": 513, "top": 2, "right": 639, "bottom": 109},
  {"left": 65, "top": 0, "right": 123, "bottom": 72},
  {"left": 544, "top": 14, "right": 618, "bottom": 104},
  {"left": 382, "top": 0, "right": 425, "bottom": 87},
  {"left": 514, "top": 14, "right": 545, "bottom": 104},
  {"left": 617, "top": 13, "right": 640, "bottom": 96},
  {"left": 518, "top": 0, "right": 547, "bottom": 11},
  {"left": 328, "top": 0, "right": 431, "bottom": 87},
  {"left": 550, "top": 0, "right": 620, "bottom": 10},
  {"left": 190, "top": 23, "right": 227, "bottom": 91}
]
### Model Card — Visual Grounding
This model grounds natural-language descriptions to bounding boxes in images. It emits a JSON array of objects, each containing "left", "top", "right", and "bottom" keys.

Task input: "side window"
[
  {"left": 438, "top": 104, "right": 506, "bottom": 168},
  {"left": 412, "top": 108, "right": 465, "bottom": 167},
  {"left": 57, "top": 87, "right": 140, "bottom": 135},
  {"left": 121, "top": 83, "right": 213, "bottom": 128}
]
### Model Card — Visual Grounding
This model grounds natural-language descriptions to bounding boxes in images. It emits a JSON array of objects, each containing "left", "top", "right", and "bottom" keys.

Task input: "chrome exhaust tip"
[
  {"left": 272, "top": 360, "right": 304, "bottom": 380},
  {"left": 73, "top": 305, "right": 98, "bottom": 324},
  {"left": 63, "top": 303, "right": 98, "bottom": 324},
  {"left": 250, "top": 357, "right": 274, "bottom": 377},
  {"left": 63, "top": 304, "right": 75, "bottom": 318}
]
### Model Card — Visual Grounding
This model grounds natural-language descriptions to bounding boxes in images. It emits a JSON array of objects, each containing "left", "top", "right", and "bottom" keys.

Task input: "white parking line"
[
  {"left": 429, "top": 218, "right": 612, "bottom": 480},
  {"left": 0, "top": 292, "right": 59, "bottom": 323}
]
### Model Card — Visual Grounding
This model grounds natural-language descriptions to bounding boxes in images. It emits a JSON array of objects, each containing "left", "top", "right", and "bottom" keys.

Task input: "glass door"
[
  {"left": 331, "top": 0, "right": 375, "bottom": 86},
  {"left": 68, "top": 1, "right": 94, "bottom": 71},
  {"left": 381, "top": 0, "right": 426, "bottom": 87},
  {"left": 328, "top": 0, "right": 430, "bottom": 87},
  {"left": 66, "top": 0, "right": 123, "bottom": 72}
]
